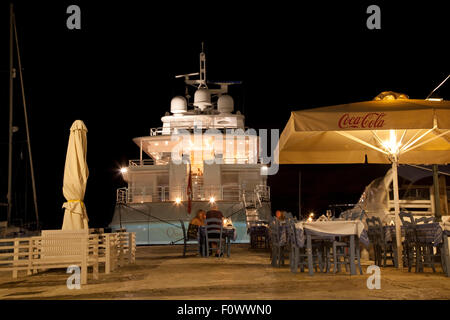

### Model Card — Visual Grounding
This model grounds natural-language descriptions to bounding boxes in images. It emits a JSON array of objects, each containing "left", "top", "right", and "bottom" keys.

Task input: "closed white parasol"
[{"left": 62, "top": 120, "right": 89, "bottom": 230}]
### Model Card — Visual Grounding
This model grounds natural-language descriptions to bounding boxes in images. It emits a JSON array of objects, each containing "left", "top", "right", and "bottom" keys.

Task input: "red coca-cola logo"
[{"left": 338, "top": 112, "right": 386, "bottom": 129}]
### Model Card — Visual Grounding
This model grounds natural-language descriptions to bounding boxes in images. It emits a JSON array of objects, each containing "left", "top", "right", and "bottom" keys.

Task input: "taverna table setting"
[
  {"left": 271, "top": 212, "right": 370, "bottom": 276},
  {"left": 293, "top": 217, "right": 369, "bottom": 276},
  {"left": 278, "top": 93, "right": 450, "bottom": 270}
]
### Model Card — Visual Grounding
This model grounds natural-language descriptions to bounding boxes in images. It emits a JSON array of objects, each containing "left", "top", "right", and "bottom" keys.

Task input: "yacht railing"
[
  {"left": 150, "top": 127, "right": 164, "bottom": 136},
  {"left": 129, "top": 159, "right": 155, "bottom": 166},
  {"left": 242, "top": 185, "right": 270, "bottom": 208},
  {"left": 150, "top": 125, "right": 252, "bottom": 136},
  {"left": 222, "top": 157, "right": 255, "bottom": 164},
  {"left": 116, "top": 185, "right": 246, "bottom": 204},
  {"left": 127, "top": 157, "right": 258, "bottom": 166}
]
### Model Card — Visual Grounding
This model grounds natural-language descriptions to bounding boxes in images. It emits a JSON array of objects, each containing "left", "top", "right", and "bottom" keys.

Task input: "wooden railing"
[{"left": 0, "top": 231, "right": 136, "bottom": 284}]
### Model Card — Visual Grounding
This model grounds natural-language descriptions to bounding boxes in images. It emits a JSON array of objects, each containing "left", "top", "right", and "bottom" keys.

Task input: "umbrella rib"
[
  {"left": 400, "top": 129, "right": 422, "bottom": 152},
  {"left": 398, "top": 130, "right": 407, "bottom": 146},
  {"left": 400, "top": 127, "right": 435, "bottom": 152},
  {"left": 335, "top": 131, "right": 389, "bottom": 155},
  {"left": 401, "top": 129, "right": 450, "bottom": 154},
  {"left": 370, "top": 130, "right": 385, "bottom": 147}
]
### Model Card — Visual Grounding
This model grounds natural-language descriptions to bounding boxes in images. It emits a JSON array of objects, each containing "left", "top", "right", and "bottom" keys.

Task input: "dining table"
[{"left": 293, "top": 220, "right": 369, "bottom": 275}]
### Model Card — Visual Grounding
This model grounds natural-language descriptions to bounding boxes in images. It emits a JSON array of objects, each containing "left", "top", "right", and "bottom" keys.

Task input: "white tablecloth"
[
  {"left": 293, "top": 220, "right": 367, "bottom": 247},
  {"left": 295, "top": 220, "right": 365, "bottom": 237}
]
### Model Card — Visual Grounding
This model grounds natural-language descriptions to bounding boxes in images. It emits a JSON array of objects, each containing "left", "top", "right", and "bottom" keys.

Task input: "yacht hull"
[{"left": 109, "top": 201, "right": 249, "bottom": 245}]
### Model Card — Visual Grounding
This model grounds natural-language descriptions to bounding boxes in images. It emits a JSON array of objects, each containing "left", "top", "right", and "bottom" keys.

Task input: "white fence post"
[{"left": 12, "top": 239, "right": 19, "bottom": 278}]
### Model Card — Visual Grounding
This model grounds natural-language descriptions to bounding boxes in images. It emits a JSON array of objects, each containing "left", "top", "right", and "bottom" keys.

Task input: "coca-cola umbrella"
[{"left": 278, "top": 96, "right": 450, "bottom": 268}]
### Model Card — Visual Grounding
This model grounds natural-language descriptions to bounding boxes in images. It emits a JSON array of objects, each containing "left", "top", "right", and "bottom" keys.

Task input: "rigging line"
[
  {"left": 119, "top": 203, "right": 182, "bottom": 228},
  {"left": 225, "top": 202, "right": 244, "bottom": 218},
  {"left": 13, "top": 13, "right": 40, "bottom": 230},
  {"left": 407, "top": 164, "right": 450, "bottom": 177},
  {"left": 226, "top": 206, "right": 245, "bottom": 219},
  {"left": 426, "top": 74, "right": 450, "bottom": 99},
  {"left": 170, "top": 237, "right": 184, "bottom": 245}
]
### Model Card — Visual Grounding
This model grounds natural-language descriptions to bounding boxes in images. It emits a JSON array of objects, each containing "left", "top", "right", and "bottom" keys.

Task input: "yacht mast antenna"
[
  {"left": 175, "top": 43, "right": 210, "bottom": 103},
  {"left": 198, "top": 42, "right": 207, "bottom": 88}
]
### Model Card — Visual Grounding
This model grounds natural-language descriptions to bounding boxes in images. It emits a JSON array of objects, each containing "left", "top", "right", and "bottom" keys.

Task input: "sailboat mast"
[
  {"left": 13, "top": 13, "right": 40, "bottom": 229},
  {"left": 7, "top": 3, "right": 14, "bottom": 226},
  {"left": 5, "top": 4, "right": 40, "bottom": 229}
]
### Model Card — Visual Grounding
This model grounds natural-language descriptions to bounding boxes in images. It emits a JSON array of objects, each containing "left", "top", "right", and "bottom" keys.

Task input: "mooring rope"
[{"left": 119, "top": 203, "right": 182, "bottom": 229}]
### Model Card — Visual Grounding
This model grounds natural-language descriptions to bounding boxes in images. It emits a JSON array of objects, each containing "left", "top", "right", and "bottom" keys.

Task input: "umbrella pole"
[
  {"left": 392, "top": 159, "right": 403, "bottom": 268},
  {"left": 432, "top": 164, "right": 441, "bottom": 221}
]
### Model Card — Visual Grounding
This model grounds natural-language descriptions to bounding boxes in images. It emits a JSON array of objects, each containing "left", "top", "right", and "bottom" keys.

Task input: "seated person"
[
  {"left": 187, "top": 209, "right": 206, "bottom": 240},
  {"left": 205, "top": 205, "right": 225, "bottom": 256},
  {"left": 275, "top": 210, "right": 285, "bottom": 221}
]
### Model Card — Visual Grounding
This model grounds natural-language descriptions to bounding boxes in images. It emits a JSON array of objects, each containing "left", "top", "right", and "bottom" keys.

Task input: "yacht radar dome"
[
  {"left": 170, "top": 96, "right": 188, "bottom": 115},
  {"left": 217, "top": 94, "right": 234, "bottom": 113},
  {"left": 193, "top": 88, "right": 212, "bottom": 110}
]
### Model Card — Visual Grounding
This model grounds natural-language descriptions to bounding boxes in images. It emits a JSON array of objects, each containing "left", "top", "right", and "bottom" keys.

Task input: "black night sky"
[{"left": 0, "top": 1, "right": 448, "bottom": 229}]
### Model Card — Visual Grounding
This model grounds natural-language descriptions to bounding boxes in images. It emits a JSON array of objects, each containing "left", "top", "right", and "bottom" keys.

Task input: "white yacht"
[{"left": 109, "top": 47, "right": 271, "bottom": 245}]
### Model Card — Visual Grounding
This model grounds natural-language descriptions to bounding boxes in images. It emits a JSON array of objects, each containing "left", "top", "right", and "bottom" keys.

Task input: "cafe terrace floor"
[{"left": 0, "top": 244, "right": 449, "bottom": 300}]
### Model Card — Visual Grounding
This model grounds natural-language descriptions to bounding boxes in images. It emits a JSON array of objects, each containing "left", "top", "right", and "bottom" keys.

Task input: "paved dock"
[{"left": 0, "top": 244, "right": 449, "bottom": 299}]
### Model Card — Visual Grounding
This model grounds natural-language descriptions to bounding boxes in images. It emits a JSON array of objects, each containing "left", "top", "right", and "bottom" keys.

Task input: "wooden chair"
[
  {"left": 249, "top": 226, "right": 270, "bottom": 249},
  {"left": 415, "top": 217, "right": 435, "bottom": 224},
  {"left": 367, "top": 216, "right": 397, "bottom": 267},
  {"left": 366, "top": 216, "right": 382, "bottom": 266},
  {"left": 414, "top": 219, "right": 442, "bottom": 273},
  {"left": 204, "top": 218, "right": 225, "bottom": 257},
  {"left": 286, "top": 220, "right": 324, "bottom": 274},
  {"left": 399, "top": 211, "right": 416, "bottom": 225},
  {"left": 399, "top": 212, "right": 420, "bottom": 272},
  {"left": 330, "top": 211, "right": 364, "bottom": 274},
  {"left": 180, "top": 220, "right": 201, "bottom": 257},
  {"left": 269, "top": 219, "right": 286, "bottom": 267}
]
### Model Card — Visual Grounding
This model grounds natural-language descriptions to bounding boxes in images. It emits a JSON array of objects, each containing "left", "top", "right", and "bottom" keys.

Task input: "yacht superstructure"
[{"left": 109, "top": 47, "right": 271, "bottom": 244}]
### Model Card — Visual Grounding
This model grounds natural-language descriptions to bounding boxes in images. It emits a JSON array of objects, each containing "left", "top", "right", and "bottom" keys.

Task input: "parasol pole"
[
  {"left": 392, "top": 157, "right": 403, "bottom": 268},
  {"left": 432, "top": 164, "right": 442, "bottom": 221}
]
